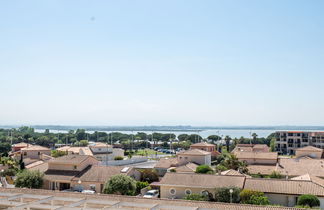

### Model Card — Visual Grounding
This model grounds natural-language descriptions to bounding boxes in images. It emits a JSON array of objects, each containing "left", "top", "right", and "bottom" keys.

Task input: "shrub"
[
  {"left": 269, "top": 171, "right": 282, "bottom": 179},
  {"left": 249, "top": 195, "right": 270, "bottom": 205},
  {"left": 114, "top": 156, "right": 124, "bottom": 160},
  {"left": 140, "top": 169, "right": 159, "bottom": 183},
  {"left": 15, "top": 170, "right": 44, "bottom": 189},
  {"left": 0, "top": 168, "right": 17, "bottom": 177},
  {"left": 240, "top": 189, "right": 263, "bottom": 203},
  {"left": 51, "top": 150, "right": 67, "bottom": 158},
  {"left": 184, "top": 193, "right": 208, "bottom": 201},
  {"left": 297, "top": 194, "right": 320, "bottom": 208},
  {"left": 103, "top": 174, "right": 137, "bottom": 195},
  {"left": 215, "top": 187, "right": 240, "bottom": 203},
  {"left": 136, "top": 181, "right": 149, "bottom": 194},
  {"left": 215, "top": 165, "right": 228, "bottom": 172},
  {"left": 195, "top": 165, "right": 214, "bottom": 174}
]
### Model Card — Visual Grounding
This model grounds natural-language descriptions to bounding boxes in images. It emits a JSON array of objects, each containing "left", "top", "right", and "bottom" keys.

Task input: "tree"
[
  {"left": 15, "top": 170, "right": 44, "bottom": 189},
  {"left": 195, "top": 165, "right": 214, "bottom": 174},
  {"left": 140, "top": 169, "right": 159, "bottom": 183},
  {"left": 79, "top": 140, "right": 89, "bottom": 146},
  {"left": 0, "top": 142, "right": 11, "bottom": 155},
  {"left": 215, "top": 187, "right": 240, "bottom": 203},
  {"left": 297, "top": 194, "right": 320, "bottom": 208},
  {"left": 224, "top": 136, "right": 231, "bottom": 152},
  {"left": 136, "top": 181, "right": 149, "bottom": 194},
  {"left": 251, "top": 133, "right": 258, "bottom": 141},
  {"left": 103, "top": 174, "right": 137, "bottom": 195},
  {"left": 178, "top": 134, "right": 189, "bottom": 142},
  {"left": 220, "top": 154, "right": 248, "bottom": 173},
  {"left": 207, "top": 135, "right": 221, "bottom": 143},
  {"left": 19, "top": 154, "right": 25, "bottom": 170},
  {"left": 270, "top": 138, "right": 275, "bottom": 152},
  {"left": 240, "top": 189, "right": 269, "bottom": 205},
  {"left": 184, "top": 193, "right": 208, "bottom": 201}
]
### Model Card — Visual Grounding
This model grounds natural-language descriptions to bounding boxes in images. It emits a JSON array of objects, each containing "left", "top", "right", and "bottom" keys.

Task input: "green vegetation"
[
  {"left": 240, "top": 189, "right": 269, "bottom": 205},
  {"left": 140, "top": 169, "right": 159, "bottom": 183},
  {"left": 297, "top": 194, "right": 320, "bottom": 208},
  {"left": 214, "top": 187, "right": 241, "bottom": 203},
  {"left": 136, "top": 181, "right": 149, "bottom": 194},
  {"left": 269, "top": 171, "right": 282, "bottom": 179},
  {"left": 114, "top": 156, "right": 124, "bottom": 160},
  {"left": 216, "top": 153, "right": 248, "bottom": 173},
  {"left": 103, "top": 174, "right": 137, "bottom": 195},
  {"left": 195, "top": 165, "right": 214, "bottom": 174},
  {"left": 184, "top": 193, "right": 209, "bottom": 201},
  {"left": 0, "top": 168, "right": 17, "bottom": 177},
  {"left": 135, "top": 149, "right": 163, "bottom": 156},
  {"left": 15, "top": 170, "right": 44, "bottom": 189},
  {"left": 51, "top": 150, "right": 67, "bottom": 158}
]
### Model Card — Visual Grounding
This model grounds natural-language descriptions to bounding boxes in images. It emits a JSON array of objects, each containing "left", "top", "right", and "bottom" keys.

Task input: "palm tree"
[{"left": 224, "top": 136, "right": 231, "bottom": 152}]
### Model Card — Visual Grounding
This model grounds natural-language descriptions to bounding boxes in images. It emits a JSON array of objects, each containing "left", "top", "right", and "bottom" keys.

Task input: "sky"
[{"left": 1, "top": 0, "right": 324, "bottom": 126}]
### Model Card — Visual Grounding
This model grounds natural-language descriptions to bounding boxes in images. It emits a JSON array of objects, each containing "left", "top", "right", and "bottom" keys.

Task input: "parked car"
[
  {"left": 143, "top": 190, "right": 159, "bottom": 198},
  {"left": 81, "top": 190, "right": 95, "bottom": 194}
]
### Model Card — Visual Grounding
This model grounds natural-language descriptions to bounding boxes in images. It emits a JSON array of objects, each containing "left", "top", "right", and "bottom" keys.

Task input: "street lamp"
[{"left": 229, "top": 189, "right": 233, "bottom": 203}]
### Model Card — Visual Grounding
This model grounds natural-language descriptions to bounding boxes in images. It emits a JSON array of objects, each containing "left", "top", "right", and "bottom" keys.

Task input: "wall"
[
  {"left": 160, "top": 185, "right": 213, "bottom": 199},
  {"left": 23, "top": 150, "right": 51, "bottom": 159},
  {"left": 177, "top": 154, "right": 211, "bottom": 166},
  {"left": 264, "top": 193, "right": 297, "bottom": 207},
  {"left": 239, "top": 158, "right": 277, "bottom": 165}
]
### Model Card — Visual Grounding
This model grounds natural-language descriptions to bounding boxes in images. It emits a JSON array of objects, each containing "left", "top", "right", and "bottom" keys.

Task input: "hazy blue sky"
[{"left": 1, "top": 0, "right": 324, "bottom": 126}]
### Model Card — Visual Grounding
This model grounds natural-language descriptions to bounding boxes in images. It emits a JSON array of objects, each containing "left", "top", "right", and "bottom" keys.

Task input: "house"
[
  {"left": 295, "top": 146, "right": 323, "bottom": 159},
  {"left": 220, "top": 169, "right": 251, "bottom": 178},
  {"left": 234, "top": 151, "right": 278, "bottom": 165},
  {"left": 154, "top": 172, "right": 324, "bottom": 208},
  {"left": 11, "top": 142, "right": 28, "bottom": 152},
  {"left": 154, "top": 173, "right": 245, "bottom": 199},
  {"left": 20, "top": 145, "right": 51, "bottom": 159},
  {"left": 0, "top": 188, "right": 307, "bottom": 210},
  {"left": 244, "top": 178, "right": 324, "bottom": 208},
  {"left": 154, "top": 158, "right": 179, "bottom": 176},
  {"left": 177, "top": 149, "right": 211, "bottom": 166},
  {"left": 170, "top": 162, "right": 198, "bottom": 173},
  {"left": 56, "top": 143, "right": 124, "bottom": 162},
  {"left": 232, "top": 144, "right": 270, "bottom": 153},
  {"left": 89, "top": 142, "right": 124, "bottom": 161},
  {"left": 190, "top": 142, "right": 220, "bottom": 158},
  {"left": 70, "top": 165, "right": 141, "bottom": 192},
  {"left": 29, "top": 154, "right": 139, "bottom": 192},
  {"left": 247, "top": 157, "right": 324, "bottom": 178}
]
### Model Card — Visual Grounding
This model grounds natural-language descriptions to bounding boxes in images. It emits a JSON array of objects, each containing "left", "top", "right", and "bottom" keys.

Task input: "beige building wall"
[
  {"left": 48, "top": 157, "right": 98, "bottom": 171},
  {"left": 160, "top": 185, "right": 214, "bottom": 199},
  {"left": 177, "top": 154, "right": 211, "bottom": 166},
  {"left": 239, "top": 158, "right": 277, "bottom": 165},
  {"left": 295, "top": 150, "right": 322, "bottom": 159},
  {"left": 23, "top": 150, "right": 51, "bottom": 159}
]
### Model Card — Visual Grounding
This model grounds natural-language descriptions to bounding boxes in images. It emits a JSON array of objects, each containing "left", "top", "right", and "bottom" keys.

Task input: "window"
[
  {"left": 169, "top": 188, "right": 176, "bottom": 195},
  {"left": 185, "top": 189, "right": 192, "bottom": 195},
  {"left": 201, "top": 190, "right": 209, "bottom": 196},
  {"left": 73, "top": 165, "right": 77, "bottom": 170},
  {"left": 23, "top": 152, "right": 27, "bottom": 156}
]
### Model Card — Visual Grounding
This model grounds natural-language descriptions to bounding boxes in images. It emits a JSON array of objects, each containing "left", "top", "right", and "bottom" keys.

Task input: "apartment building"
[{"left": 275, "top": 131, "right": 324, "bottom": 155}]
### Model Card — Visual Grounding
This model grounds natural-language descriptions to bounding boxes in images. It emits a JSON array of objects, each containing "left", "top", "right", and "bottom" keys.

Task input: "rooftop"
[
  {"left": 49, "top": 155, "right": 97, "bottom": 165},
  {"left": 235, "top": 152, "right": 278, "bottom": 160},
  {"left": 244, "top": 178, "right": 324, "bottom": 196},
  {"left": 0, "top": 188, "right": 304, "bottom": 210},
  {"left": 178, "top": 149, "right": 211, "bottom": 156},
  {"left": 295, "top": 145, "right": 323, "bottom": 152},
  {"left": 190, "top": 142, "right": 215, "bottom": 147},
  {"left": 21, "top": 145, "right": 50, "bottom": 151},
  {"left": 155, "top": 173, "right": 245, "bottom": 189}
]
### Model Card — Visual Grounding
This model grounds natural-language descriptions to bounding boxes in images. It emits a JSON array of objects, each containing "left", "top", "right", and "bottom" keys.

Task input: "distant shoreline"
[{"left": 1, "top": 125, "right": 324, "bottom": 132}]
